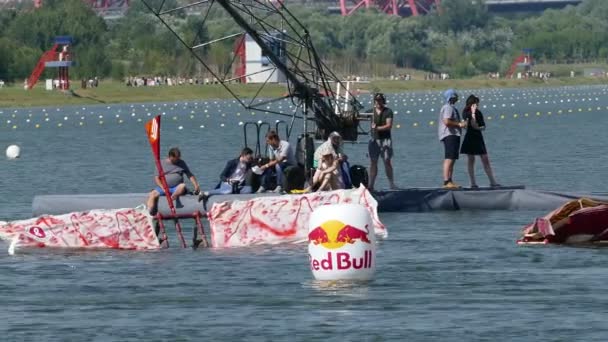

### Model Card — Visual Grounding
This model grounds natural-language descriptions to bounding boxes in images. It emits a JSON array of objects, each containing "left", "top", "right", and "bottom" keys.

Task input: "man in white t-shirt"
[{"left": 257, "top": 130, "right": 296, "bottom": 193}]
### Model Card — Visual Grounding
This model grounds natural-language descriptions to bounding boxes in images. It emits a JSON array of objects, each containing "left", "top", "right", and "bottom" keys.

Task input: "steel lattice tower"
[{"left": 339, "top": 0, "right": 440, "bottom": 16}]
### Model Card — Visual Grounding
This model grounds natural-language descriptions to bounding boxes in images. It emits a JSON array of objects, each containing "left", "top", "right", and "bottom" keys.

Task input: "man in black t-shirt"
[{"left": 368, "top": 93, "right": 397, "bottom": 191}]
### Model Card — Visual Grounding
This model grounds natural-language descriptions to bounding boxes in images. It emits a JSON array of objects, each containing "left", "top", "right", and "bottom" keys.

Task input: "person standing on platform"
[
  {"left": 368, "top": 93, "right": 397, "bottom": 191},
  {"left": 438, "top": 89, "right": 467, "bottom": 189},
  {"left": 460, "top": 95, "right": 500, "bottom": 188}
]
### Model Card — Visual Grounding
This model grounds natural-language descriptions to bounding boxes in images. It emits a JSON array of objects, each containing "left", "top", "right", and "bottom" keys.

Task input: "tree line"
[{"left": 0, "top": 0, "right": 607, "bottom": 83}]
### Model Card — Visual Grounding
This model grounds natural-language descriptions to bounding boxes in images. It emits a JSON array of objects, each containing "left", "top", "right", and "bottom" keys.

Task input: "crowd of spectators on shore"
[
  {"left": 124, "top": 76, "right": 225, "bottom": 87},
  {"left": 519, "top": 71, "right": 552, "bottom": 80},
  {"left": 115, "top": 68, "right": 608, "bottom": 89},
  {"left": 390, "top": 74, "right": 412, "bottom": 81},
  {"left": 424, "top": 73, "right": 451, "bottom": 80},
  {"left": 344, "top": 75, "right": 367, "bottom": 82},
  {"left": 81, "top": 77, "right": 99, "bottom": 89}
]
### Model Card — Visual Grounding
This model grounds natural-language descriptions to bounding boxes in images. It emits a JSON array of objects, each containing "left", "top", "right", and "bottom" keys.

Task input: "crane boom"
[{"left": 140, "top": 0, "right": 364, "bottom": 141}]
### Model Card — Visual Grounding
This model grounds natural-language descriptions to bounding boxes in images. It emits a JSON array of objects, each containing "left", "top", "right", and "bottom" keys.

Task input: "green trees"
[
  {"left": 430, "top": 0, "right": 489, "bottom": 33},
  {"left": 1, "top": 0, "right": 111, "bottom": 82},
  {"left": 0, "top": 0, "right": 607, "bottom": 83},
  {"left": 515, "top": 2, "right": 608, "bottom": 63}
]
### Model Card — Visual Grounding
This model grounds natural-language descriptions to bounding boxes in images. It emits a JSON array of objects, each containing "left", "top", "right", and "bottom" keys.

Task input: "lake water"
[{"left": 1, "top": 85, "right": 608, "bottom": 341}]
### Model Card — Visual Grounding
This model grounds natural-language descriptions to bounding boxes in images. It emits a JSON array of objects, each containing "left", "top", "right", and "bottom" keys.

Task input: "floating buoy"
[
  {"left": 308, "top": 204, "right": 376, "bottom": 281},
  {"left": 6, "top": 145, "right": 20, "bottom": 159}
]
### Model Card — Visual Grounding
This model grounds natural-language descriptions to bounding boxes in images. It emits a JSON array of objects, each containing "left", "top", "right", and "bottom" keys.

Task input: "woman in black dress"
[{"left": 460, "top": 95, "right": 500, "bottom": 188}]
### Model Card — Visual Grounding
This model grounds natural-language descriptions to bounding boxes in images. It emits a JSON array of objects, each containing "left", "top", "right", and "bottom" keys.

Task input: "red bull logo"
[
  {"left": 308, "top": 220, "right": 373, "bottom": 272},
  {"left": 308, "top": 220, "right": 370, "bottom": 250}
]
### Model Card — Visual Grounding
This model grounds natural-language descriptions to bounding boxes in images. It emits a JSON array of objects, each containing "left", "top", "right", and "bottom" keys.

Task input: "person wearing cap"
[
  {"left": 306, "top": 148, "right": 340, "bottom": 192},
  {"left": 438, "top": 89, "right": 467, "bottom": 189},
  {"left": 368, "top": 93, "right": 397, "bottom": 191},
  {"left": 313, "top": 131, "right": 351, "bottom": 188}
]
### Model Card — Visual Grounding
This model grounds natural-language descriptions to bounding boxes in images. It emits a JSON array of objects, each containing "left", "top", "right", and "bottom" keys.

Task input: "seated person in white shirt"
[
  {"left": 201, "top": 147, "right": 254, "bottom": 199},
  {"left": 307, "top": 151, "right": 342, "bottom": 192},
  {"left": 257, "top": 130, "right": 297, "bottom": 193},
  {"left": 313, "top": 131, "right": 352, "bottom": 188}
]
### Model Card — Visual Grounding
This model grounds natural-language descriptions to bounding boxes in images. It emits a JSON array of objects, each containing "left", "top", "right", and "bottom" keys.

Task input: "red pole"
[
  {"left": 340, "top": 0, "right": 349, "bottom": 15},
  {"left": 407, "top": 0, "right": 419, "bottom": 16},
  {"left": 194, "top": 212, "right": 208, "bottom": 248},
  {"left": 156, "top": 213, "right": 169, "bottom": 247}
]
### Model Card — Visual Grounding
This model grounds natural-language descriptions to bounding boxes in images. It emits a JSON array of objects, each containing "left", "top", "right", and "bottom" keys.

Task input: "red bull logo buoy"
[{"left": 308, "top": 204, "right": 376, "bottom": 281}]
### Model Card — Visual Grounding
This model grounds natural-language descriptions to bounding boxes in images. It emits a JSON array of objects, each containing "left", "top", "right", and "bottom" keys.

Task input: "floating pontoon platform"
[{"left": 31, "top": 186, "right": 608, "bottom": 216}]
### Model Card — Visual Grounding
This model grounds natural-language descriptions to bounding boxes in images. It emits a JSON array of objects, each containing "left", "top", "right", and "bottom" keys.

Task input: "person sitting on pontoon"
[
  {"left": 313, "top": 131, "right": 352, "bottom": 188},
  {"left": 306, "top": 149, "right": 341, "bottom": 192},
  {"left": 199, "top": 147, "right": 254, "bottom": 199},
  {"left": 146, "top": 147, "right": 200, "bottom": 215},
  {"left": 257, "top": 130, "right": 297, "bottom": 193}
]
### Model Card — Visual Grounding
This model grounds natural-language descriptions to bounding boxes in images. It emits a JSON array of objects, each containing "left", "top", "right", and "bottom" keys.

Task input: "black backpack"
[{"left": 349, "top": 165, "right": 369, "bottom": 188}]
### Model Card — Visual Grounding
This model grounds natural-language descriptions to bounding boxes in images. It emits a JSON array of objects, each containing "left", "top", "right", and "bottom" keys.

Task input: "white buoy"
[
  {"left": 308, "top": 204, "right": 376, "bottom": 281},
  {"left": 6, "top": 145, "right": 20, "bottom": 159}
]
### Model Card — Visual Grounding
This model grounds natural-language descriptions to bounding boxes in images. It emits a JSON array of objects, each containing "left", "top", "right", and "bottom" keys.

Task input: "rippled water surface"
[{"left": 1, "top": 85, "right": 608, "bottom": 341}]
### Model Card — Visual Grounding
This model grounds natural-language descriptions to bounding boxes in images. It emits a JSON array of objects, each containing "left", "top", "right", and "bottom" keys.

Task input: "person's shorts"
[
  {"left": 155, "top": 185, "right": 182, "bottom": 196},
  {"left": 442, "top": 135, "right": 460, "bottom": 160},
  {"left": 368, "top": 138, "right": 393, "bottom": 161}
]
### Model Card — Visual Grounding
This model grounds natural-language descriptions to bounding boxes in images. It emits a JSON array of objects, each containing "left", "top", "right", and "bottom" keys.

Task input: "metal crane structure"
[
  {"left": 338, "top": 0, "right": 440, "bottom": 16},
  {"left": 140, "top": 0, "right": 365, "bottom": 144}
]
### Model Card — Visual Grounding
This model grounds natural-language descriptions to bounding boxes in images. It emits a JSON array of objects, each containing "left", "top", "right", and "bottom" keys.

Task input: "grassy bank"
[{"left": 0, "top": 77, "right": 606, "bottom": 109}]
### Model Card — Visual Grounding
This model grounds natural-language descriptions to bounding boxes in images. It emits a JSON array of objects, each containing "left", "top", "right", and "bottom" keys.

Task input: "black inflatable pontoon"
[{"left": 31, "top": 186, "right": 608, "bottom": 216}]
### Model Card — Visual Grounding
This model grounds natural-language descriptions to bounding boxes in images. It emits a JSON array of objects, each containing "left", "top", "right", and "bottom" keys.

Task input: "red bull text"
[
  {"left": 308, "top": 219, "right": 373, "bottom": 271},
  {"left": 309, "top": 250, "right": 373, "bottom": 271}
]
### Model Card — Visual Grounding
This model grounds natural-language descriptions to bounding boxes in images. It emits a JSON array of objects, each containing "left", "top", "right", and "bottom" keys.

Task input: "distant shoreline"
[{"left": 0, "top": 77, "right": 606, "bottom": 109}]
